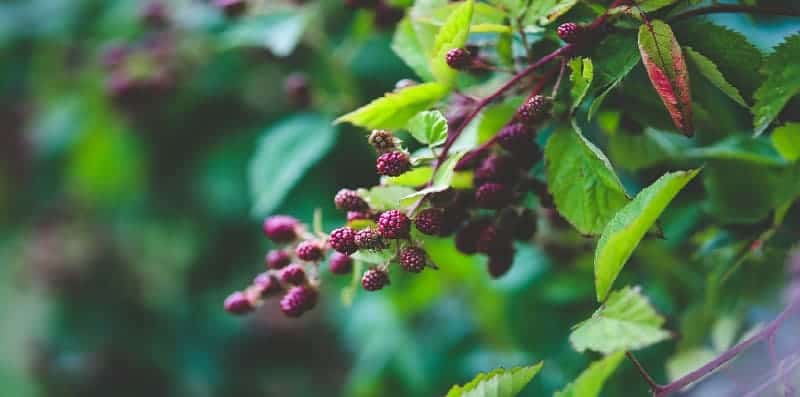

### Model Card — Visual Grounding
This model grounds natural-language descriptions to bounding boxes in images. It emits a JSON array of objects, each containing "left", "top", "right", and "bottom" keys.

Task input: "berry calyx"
[
  {"left": 335, "top": 189, "right": 369, "bottom": 211},
  {"left": 355, "top": 228, "right": 385, "bottom": 250},
  {"left": 214, "top": 0, "right": 248, "bottom": 18},
  {"left": 296, "top": 240, "right": 324, "bottom": 261},
  {"left": 445, "top": 48, "right": 474, "bottom": 70},
  {"left": 399, "top": 246, "right": 427, "bottom": 273},
  {"left": 329, "top": 227, "right": 358, "bottom": 255},
  {"left": 376, "top": 151, "right": 411, "bottom": 177},
  {"left": 415, "top": 208, "right": 445, "bottom": 236},
  {"left": 263, "top": 215, "right": 299, "bottom": 243},
  {"left": 253, "top": 273, "right": 283, "bottom": 297},
  {"left": 280, "top": 285, "right": 318, "bottom": 317},
  {"left": 280, "top": 264, "right": 307, "bottom": 285},
  {"left": 475, "top": 183, "right": 513, "bottom": 209},
  {"left": 368, "top": 130, "right": 397, "bottom": 153},
  {"left": 517, "top": 95, "right": 552, "bottom": 125},
  {"left": 361, "top": 268, "right": 390, "bottom": 291},
  {"left": 265, "top": 250, "right": 292, "bottom": 270},
  {"left": 377, "top": 210, "right": 411, "bottom": 239},
  {"left": 497, "top": 123, "right": 533, "bottom": 151},
  {"left": 224, "top": 291, "right": 253, "bottom": 314},
  {"left": 557, "top": 22, "right": 584, "bottom": 44},
  {"left": 329, "top": 252, "right": 353, "bottom": 275}
]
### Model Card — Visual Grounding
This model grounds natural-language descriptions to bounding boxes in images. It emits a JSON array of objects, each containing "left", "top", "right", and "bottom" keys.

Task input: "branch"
[{"left": 670, "top": 4, "right": 800, "bottom": 22}]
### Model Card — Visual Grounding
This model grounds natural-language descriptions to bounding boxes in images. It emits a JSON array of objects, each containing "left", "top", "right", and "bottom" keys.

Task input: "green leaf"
[
  {"left": 684, "top": 47, "right": 747, "bottom": 108},
  {"left": 666, "top": 349, "right": 716, "bottom": 381},
  {"left": 459, "top": 96, "right": 524, "bottom": 145},
  {"left": 401, "top": 151, "right": 466, "bottom": 205},
  {"left": 429, "top": 0, "right": 474, "bottom": 86},
  {"left": 587, "top": 34, "right": 641, "bottom": 119},
  {"left": 387, "top": 166, "right": 434, "bottom": 187},
  {"left": 352, "top": 249, "right": 395, "bottom": 265},
  {"left": 753, "top": 34, "right": 800, "bottom": 135},
  {"left": 570, "top": 286, "right": 671, "bottom": 354},
  {"left": 392, "top": 17, "right": 435, "bottom": 81},
  {"left": 684, "top": 135, "right": 786, "bottom": 166},
  {"left": 569, "top": 57, "right": 593, "bottom": 112},
  {"left": 523, "top": 0, "right": 579, "bottom": 26},
  {"left": 772, "top": 122, "right": 800, "bottom": 161},
  {"left": 553, "top": 351, "right": 625, "bottom": 397},
  {"left": 407, "top": 110, "right": 448, "bottom": 146},
  {"left": 446, "top": 363, "right": 544, "bottom": 397},
  {"left": 336, "top": 82, "right": 449, "bottom": 130},
  {"left": 594, "top": 169, "right": 700, "bottom": 300},
  {"left": 222, "top": 11, "right": 308, "bottom": 57},
  {"left": 249, "top": 114, "right": 338, "bottom": 217},
  {"left": 608, "top": 128, "right": 690, "bottom": 171},
  {"left": 545, "top": 124, "right": 629, "bottom": 236},
  {"left": 360, "top": 185, "right": 417, "bottom": 211},
  {"left": 634, "top": 0, "right": 678, "bottom": 12}
]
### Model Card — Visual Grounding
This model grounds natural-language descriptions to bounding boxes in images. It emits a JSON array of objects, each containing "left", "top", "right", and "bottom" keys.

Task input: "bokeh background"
[{"left": 1, "top": 1, "right": 799, "bottom": 396}]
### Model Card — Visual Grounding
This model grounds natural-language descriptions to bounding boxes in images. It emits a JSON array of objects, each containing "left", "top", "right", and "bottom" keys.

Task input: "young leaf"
[
  {"left": 545, "top": 124, "right": 630, "bottom": 236},
  {"left": 772, "top": 122, "right": 800, "bottom": 161},
  {"left": 360, "top": 185, "right": 417, "bottom": 211},
  {"left": 335, "top": 82, "right": 449, "bottom": 130},
  {"left": 446, "top": 362, "right": 544, "bottom": 397},
  {"left": 553, "top": 351, "right": 625, "bottom": 397},
  {"left": 570, "top": 286, "right": 671, "bottom": 354},
  {"left": 407, "top": 110, "right": 448, "bottom": 146},
  {"left": 392, "top": 17, "right": 435, "bottom": 82},
  {"left": 569, "top": 57, "right": 593, "bottom": 112},
  {"left": 594, "top": 169, "right": 700, "bottom": 301},
  {"left": 684, "top": 47, "right": 747, "bottom": 108},
  {"left": 429, "top": 0, "right": 474, "bottom": 86},
  {"left": 753, "top": 34, "right": 800, "bottom": 135},
  {"left": 250, "top": 113, "right": 338, "bottom": 217},
  {"left": 638, "top": 20, "right": 694, "bottom": 136}
]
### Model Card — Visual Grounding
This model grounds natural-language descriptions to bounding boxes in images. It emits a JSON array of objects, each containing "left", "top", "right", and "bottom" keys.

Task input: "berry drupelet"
[
  {"left": 296, "top": 240, "right": 324, "bottom": 261},
  {"left": 280, "top": 285, "right": 318, "bottom": 317},
  {"left": 329, "top": 227, "right": 358, "bottom": 255},
  {"left": 335, "top": 189, "right": 369, "bottom": 211},
  {"left": 376, "top": 151, "right": 411, "bottom": 177},
  {"left": 517, "top": 95, "right": 553, "bottom": 125},
  {"left": 266, "top": 250, "right": 292, "bottom": 270},
  {"left": 378, "top": 210, "right": 411, "bottom": 239},
  {"left": 280, "top": 264, "right": 307, "bottom": 285},
  {"left": 253, "top": 273, "right": 283, "bottom": 297},
  {"left": 399, "top": 247, "right": 427, "bottom": 273},
  {"left": 263, "top": 215, "right": 299, "bottom": 243},
  {"left": 415, "top": 208, "right": 445, "bottom": 236},
  {"left": 445, "top": 48, "right": 474, "bottom": 70},
  {"left": 355, "top": 228, "right": 385, "bottom": 250},
  {"left": 361, "top": 268, "right": 390, "bottom": 291},
  {"left": 224, "top": 291, "right": 254, "bottom": 314},
  {"left": 329, "top": 252, "right": 353, "bottom": 275},
  {"left": 497, "top": 123, "right": 533, "bottom": 151},
  {"left": 557, "top": 22, "right": 583, "bottom": 44}
]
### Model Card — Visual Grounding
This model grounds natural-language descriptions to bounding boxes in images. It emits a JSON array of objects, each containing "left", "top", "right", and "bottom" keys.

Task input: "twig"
[
  {"left": 626, "top": 352, "right": 661, "bottom": 392},
  {"left": 670, "top": 4, "right": 800, "bottom": 22},
  {"left": 550, "top": 58, "right": 567, "bottom": 98}
]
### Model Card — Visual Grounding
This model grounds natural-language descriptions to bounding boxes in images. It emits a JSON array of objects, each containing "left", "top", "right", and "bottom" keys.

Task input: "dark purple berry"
[
  {"left": 507, "top": 141, "right": 542, "bottom": 169},
  {"left": 497, "top": 123, "right": 533, "bottom": 151},
  {"left": 440, "top": 207, "right": 467, "bottom": 236},
  {"left": 263, "top": 215, "right": 299, "bottom": 243},
  {"left": 224, "top": 291, "right": 253, "bottom": 314},
  {"left": 329, "top": 252, "right": 353, "bottom": 275},
  {"left": 214, "top": 0, "right": 247, "bottom": 17},
  {"left": 374, "top": 1, "right": 404, "bottom": 29},
  {"left": 347, "top": 211, "right": 372, "bottom": 222},
  {"left": 376, "top": 151, "right": 411, "bottom": 177},
  {"left": 517, "top": 95, "right": 552, "bottom": 125},
  {"left": 415, "top": 208, "right": 445, "bottom": 236},
  {"left": 475, "top": 183, "right": 512, "bottom": 209},
  {"left": 488, "top": 247, "right": 514, "bottom": 278},
  {"left": 377, "top": 210, "right": 411, "bottom": 239},
  {"left": 455, "top": 219, "right": 491, "bottom": 254},
  {"left": 361, "top": 268, "right": 390, "bottom": 291},
  {"left": 335, "top": 189, "right": 369, "bottom": 211},
  {"left": 280, "top": 285, "right": 318, "bottom": 317},
  {"left": 513, "top": 209, "right": 538, "bottom": 241},
  {"left": 446, "top": 48, "right": 473, "bottom": 70},
  {"left": 476, "top": 224, "right": 511, "bottom": 255},
  {"left": 253, "top": 272, "right": 282, "bottom": 297},
  {"left": 284, "top": 73, "right": 311, "bottom": 108},
  {"left": 280, "top": 264, "right": 307, "bottom": 285},
  {"left": 368, "top": 130, "right": 397, "bottom": 153},
  {"left": 355, "top": 228, "right": 385, "bottom": 250},
  {"left": 557, "top": 22, "right": 583, "bottom": 44},
  {"left": 344, "top": 0, "right": 377, "bottom": 9},
  {"left": 265, "top": 250, "right": 291, "bottom": 270},
  {"left": 329, "top": 227, "right": 358, "bottom": 255},
  {"left": 296, "top": 240, "right": 324, "bottom": 261},
  {"left": 399, "top": 247, "right": 427, "bottom": 273},
  {"left": 532, "top": 180, "right": 555, "bottom": 209},
  {"left": 474, "top": 155, "right": 516, "bottom": 184}
]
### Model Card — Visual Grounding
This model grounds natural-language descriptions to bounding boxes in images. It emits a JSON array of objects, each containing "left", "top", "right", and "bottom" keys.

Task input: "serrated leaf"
[
  {"left": 553, "top": 351, "right": 625, "bottom": 397},
  {"left": 249, "top": 114, "right": 338, "bottom": 217},
  {"left": 587, "top": 34, "right": 641, "bottom": 119},
  {"left": 570, "top": 286, "right": 671, "bottom": 354},
  {"left": 569, "top": 57, "right": 593, "bottom": 112},
  {"left": 753, "top": 34, "right": 800, "bottom": 135},
  {"left": 523, "top": 0, "right": 579, "bottom": 26},
  {"left": 392, "top": 17, "right": 435, "bottom": 81},
  {"left": 594, "top": 169, "right": 700, "bottom": 300},
  {"left": 772, "top": 122, "right": 800, "bottom": 161},
  {"left": 335, "top": 82, "right": 449, "bottom": 130},
  {"left": 429, "top": 0, "right": 474, "bottom": 85},
  {"left": 545, "top": 124, "right": 629, "bottom": 235},
  {"left": 360, "top": 185, "right": 417, "bottom": 211},
  {"left": 407, "top": 110, "right": 448, "bottom": 146},
  {"left": 684, "top": 47, "right": 747, "bottom": 108},
  {"left": 446, "top": 362, "right": 543, "bottom": 397},
  {"left": 638, "top": 20, "right": 694, "bottom": 136},
  {"left": 222, "top": 11, "right": 307, "bottom": 57}
]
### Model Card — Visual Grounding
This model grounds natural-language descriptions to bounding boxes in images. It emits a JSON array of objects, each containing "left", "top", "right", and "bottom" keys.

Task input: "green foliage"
[
  {"left": 222, "top": 11, "right": 308, "bottom": 57},
  {"left": 772, "top": 122, "right": 800, "bottom": 161},
  {"left": 429, "top": 0, "right": 474, "bottom": 86},
  {"left": 401, "top": 151, "right": 468, "bottom": 205},
  {"left": 684, "top": 47, "right": 747, "bottom": 108},
  {"left": 407, "top": 110, "right": 448, "bottom": 146},
  {"left": 568, "top": 57, "right": 593, "bottom": 112},
  {"left": 336, "top": 82, "right": 449, "bottom": 129},
  {"left": 553, "top": 352, "right": 625, "bottom": 397},
  {"left": 587, "top": 34, "right": 640, "bottom": 119},
  {"left": 523, "top": 0, "right": 579, "bottom": 26},
  {"left": 393, "top": 17, "right": 435, "bottom": 81},
  {"left": 753, "top": 34, "right": 800, "bottom": 135},
  {"left": 445, "top": 362, "right": 543, "bottom": 397}
]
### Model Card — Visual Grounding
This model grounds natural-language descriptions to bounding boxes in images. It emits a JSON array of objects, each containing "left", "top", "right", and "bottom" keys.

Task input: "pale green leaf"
[
  {"left": 430, "top": 0, "right": 474, "bottom": 85},
  {"left": 335, "top": 82, "right": 449, "bottom": 130},
  {"left": 360, "top": 185, "right": 417, "bottom": 211},
  {"left": 387, "top": 166, "right": 434, "bottom": 187},
  {"left": 352, "top": 248, "right": 395, "bottom": 265},
  {"left": 553, "top": 352, "right": 625, "bottom": 397},
  {"left": 446, "top": 362, "right": 544, "bottom": 397},
  {"left": 222, "top": 11, "right": 307, "bottom": 57},
  {"left": 772, "top": 122, "right": 800, "bottom": 161},
  {"left": 392, "top": 17, "right": 435, "bottom": 81},
  {"left": 401, "top": 151, "right": 466, "bottom": 205},
  {"left": 570, "top": 286, "right": 671, "bottom": 354},
  {"left": 753, "top": 34, "right": 800, "bottom": 135},
  {"left": 666, "top": 349, "right": 716, "bottom": 381},
  {"left": 684, "top": 47, "right": 747, "bottom": 107},
  {"left": 569, "top": 57, "right": 593, "bottom": 112},
  {"left": 594, "top": 169, "right": 700, "bottom": 300},
  {"left": 407, "top": 110, "right": 448, "bottom": 146}
]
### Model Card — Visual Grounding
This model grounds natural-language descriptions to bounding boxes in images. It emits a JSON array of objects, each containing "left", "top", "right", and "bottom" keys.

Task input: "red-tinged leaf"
[{"left": 638, "top": 20, "right": 693, "bottom": 136}]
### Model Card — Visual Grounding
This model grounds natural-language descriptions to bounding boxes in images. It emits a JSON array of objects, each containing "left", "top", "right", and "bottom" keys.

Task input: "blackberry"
[
  {"left": 280, "top": 264, "right": 307, "bottom": 285},
  {"left": 296, "top": 240, "right": 324, "bottom": 262},
  {"left": 376, "top": 151, "right": 411, "bottom": 177},
  {"left": 329, "top": 252, "right": 353, "bottom": 275},
  {"left": 329, "top": 227, "right": 358, "bottom": 255},
  {"left": 368, "top": 130, "right": 397, "bottom": 153},
  {"left": 214, "top": 0, "right": 247, "bottom": 17},
  {"left": 253, "top": 273, "right": 282, "bottom": 297},
  {"left": 517, "top": 95, "right": 552, "bottom": 125},
  {"left": 455, "top": 219, "right": 491, "bottom": 254},
  {"left": 488, "top": 247, "right": 515, "bottom": 278},
  {"left": 224, "top": 291, "right": 253, "bottom": 314},
  {"left": 265, "top": 250, "right": 291, "bottom": 270},
  {"left": 474, "top": 155, "right": 516, "bottom": 184},
  {"left": 445, "top": 48, "right": 473, "bottom": 70},
  {"left": 475, "top": 183, "right": 512, "bottom": 209},
  {"left": 377, "top": 210, "right": 411, "bottom": 239},
  {"left": 507, "top": 141, "right": 542, "bottom": 169},
  {"left": 557, "top": 22, "right": 583, "bottom": 44},
  {"left": 361, "top": 268, "right": 390, "bottom": 291},
  {"left": 355, "top": 228, "right": 385, "bottom": 250},
  {"left": 497, "top": 123, "right": 533, "bottom": 151},
  {"left": 513, "top": 209, "right": 538, "bottom": 240},
  {"left": 335, "top": 189, "right": 369, "bottom": 211},
  {"left": 347, "top": 211, "right": 372, "bottom": 222},
  {"left": 399, "top": 247, "right": 427, "bottom": 273},
  {"left": 476, "top": 224, "right": 511, "bottom": 255},
  {"left": 263, "top": 215, "right": 299, "bottom": 243},
  {"left": 280, "top": 285, "right": 318, "bottom": 317},
  {"left": 415, "top": 208, "right": 445, "bottom": 236}
]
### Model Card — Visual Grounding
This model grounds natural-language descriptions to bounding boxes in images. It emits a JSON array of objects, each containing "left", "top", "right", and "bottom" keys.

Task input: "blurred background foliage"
[{"left": 0, "top": 0, "right": 798, "bottom": 396}]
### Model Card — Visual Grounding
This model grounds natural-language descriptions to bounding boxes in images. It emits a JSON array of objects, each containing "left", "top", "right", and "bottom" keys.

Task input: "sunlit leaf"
[
  {"left": 553, "top": 351, "right": 625, "bottom": 397},
  {"left": 569, "top": 57, "right": 593, "bottom": 112},
  {"left": 446, "top": 362, "right": 544, "bottom": 397},
  {"left": 753, "top": 34, "right": 800, "bottom": 135},
  {"left": 429, "top": 0, "right": 474, "bottom": 86},
  {"left": 407, "top": 110, "right": 448, "bottom": 146},
  {"left": 772, "top": 122, "right": 800, "bottom": 161},
  {"left": 336, "top": 82, "right": 449, "bottom": 130},
  {"left": 684, "top": 47, "right": 747, "bottom": 108}
]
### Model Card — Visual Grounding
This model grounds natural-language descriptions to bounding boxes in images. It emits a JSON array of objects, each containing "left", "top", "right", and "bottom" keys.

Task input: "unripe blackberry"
[
  {"left": 265, "top": 250, "right": 291, "bottom": 270},
  {"left": 253, "top": 272, "right": 282, "bottom": 296},
  {"left": 329, "top": 227, "right": 358, "bottom": 255},
  {"left": 557, "top": 22, "right": 583, "bottom": 44},
  {"left": 399, "top": 247, "right": 427, "bottom": 273},
  {"left": 284, "top": 73, "right": 311, "bottom": 108},
  {"left": 517, "top": 95, "right": 552, "bottom": 125},
  {"left": 361, "top": 268, "right": 390, "bottom": 291},
  {"left": 376, "top": 151, "right": 411, "bottom": 177},
  {"left": 347, "top": 211, "right": 372, "bottom": 222},
  {"left": 335, "top": 189, "right": 369, "bottom": 211},
  {"left": 488, "top": 247, "right": 514, "bottom": 278},
  {"left": 296, "top": 240, "right": 324, "bottom": 262},
  {"left": 395, "top": 79, "right": 418, "bottom": 91},
  {"left": 415, "top": 208, "right": 445, "bottom": 236},
  {"left": 475, "top": 183, "right": 513, "bottom": 209},
  {"left": 455, "top": 219, "right": 491, "bottom": 254},
  {"left": 280, "top": 264, "right": 307, "bottom": 285},
  {"left": 513, "top": 209, "right": 538, "bottom": 241},
  {"left": 377, "top": 209, "right": 411, "bottom": 239},
  {"left": 497, "top": 123, "right": 533, "bottom": 151},
  {"left": 355, "top": 228, "right": 385, "bottom": 250},
  {"left": 214, "top": 0, "right": 247, "bottom": 18},
  {"left": 263, "top": 215, "right": 299, "bottom": 243},
  {"left": 329, "top": 252, "right": 353, "bottom": 275},
  {"left": 476, "top": 224, "right": 511, "bottom": 255},
  {"left": 368, "top": 130, "right": 397, "bottom": 153},
  {"left": 224, "top": 291, "right": 253, "bottom": 314},
  {"left": 475, "top": 155, "right": 516, "bottom": 184},
  {"left": 280, "top": 285, "right": 318, "bottom": 317},
  {"left": 446, "top": 48, "right": 473, "bottom": 70}
]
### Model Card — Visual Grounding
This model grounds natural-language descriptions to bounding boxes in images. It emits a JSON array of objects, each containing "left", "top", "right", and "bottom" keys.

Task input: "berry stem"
[
  {"left": 669, "top": 4, "right": 800, "bottom": 21},
  {"left": 550, "top": 57, "right": 567, "bottom": 99}
]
